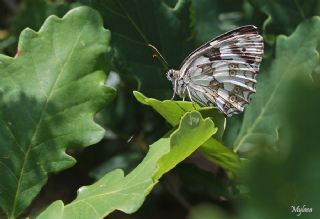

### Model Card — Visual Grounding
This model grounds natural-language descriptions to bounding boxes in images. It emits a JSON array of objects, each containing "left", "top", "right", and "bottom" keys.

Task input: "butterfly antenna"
[{"left": 148, "top": 44, "right": 169, "bottom": 71}]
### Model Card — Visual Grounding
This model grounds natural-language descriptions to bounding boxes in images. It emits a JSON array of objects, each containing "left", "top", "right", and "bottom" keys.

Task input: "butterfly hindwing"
[{"left": 181, "top": 25, "right": 263, "bottom": 116}]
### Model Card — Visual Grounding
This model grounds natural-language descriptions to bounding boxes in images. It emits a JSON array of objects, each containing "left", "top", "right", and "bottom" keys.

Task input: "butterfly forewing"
[{"left": 181, "top": 25, "right": 263, "bottom": 116}]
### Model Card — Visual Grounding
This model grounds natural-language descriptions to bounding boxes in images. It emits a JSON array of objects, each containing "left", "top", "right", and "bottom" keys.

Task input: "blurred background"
[{"left": 1, "top": 0, "right": 320, "bottom": 218}]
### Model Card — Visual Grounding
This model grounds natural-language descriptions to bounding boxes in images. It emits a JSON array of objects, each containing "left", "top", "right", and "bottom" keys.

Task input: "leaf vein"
[{"left": 10, "top": 15, "right": 89, "bottom": 217}]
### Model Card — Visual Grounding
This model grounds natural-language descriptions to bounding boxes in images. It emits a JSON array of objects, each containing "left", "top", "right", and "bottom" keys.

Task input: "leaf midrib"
[
  {"left": 66, "top": 142, "right": 164, "bottom": 208},
  {"left": 9, "top": 17, "right": 88, "bottom": 218}
]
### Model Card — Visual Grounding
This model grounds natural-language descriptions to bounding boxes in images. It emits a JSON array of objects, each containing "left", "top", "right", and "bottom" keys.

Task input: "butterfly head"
[{"left": 166, "top": 69, "right": 179, "bottom": 81}]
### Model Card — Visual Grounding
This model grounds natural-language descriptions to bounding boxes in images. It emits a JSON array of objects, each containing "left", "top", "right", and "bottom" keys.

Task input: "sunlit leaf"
[
  {"left": 134, "top": 91, "right": 240, "bottom": 174},
  {"left": 37, "top": 111, "right": 216, "bottom": 219},
  {"left": 133, "top": 91, "right": 225, "bottom": 137},
  {"left": 0, "top": 7, "right": 115, "bottom": 218}
]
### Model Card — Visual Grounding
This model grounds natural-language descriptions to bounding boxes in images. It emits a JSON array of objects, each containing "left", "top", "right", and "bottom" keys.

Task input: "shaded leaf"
[
  {"left": 187, "top": 203, "right": 231, "bottom": 219},
  {"left": 234, "top": 17, "right": 320, "bottom": 153},
  {"left": 11, "top": 0, "right": 70, "bottom": 36},
  {"left": 222, "top": 115, "right": 243, "bottom": 147},
  {"left": 80, "top": 0, "right": 195, "bottom": 98},
  {"left": 194, "top": 0, "right": 265, "bottom": 45},
  {"left": 200, "top": 138, "right": 240, "bottom": 174},
  {"left": 0, "top": 7, "right": 115, "bottom": 218},
  {"left": 239, "top": 81, "right": 320, "bottom": 219},
  {"left": 252, "top": 0, "right": 320, "bottom": 42},
  {"left": 37, "top": 111, "right": 216, "bottom": 219},
  {"left": 7, "top": 0, "right": 71, "bottom": 55},
  {"left": 175, "top": 164, "right": 234, "bottom": 202}
]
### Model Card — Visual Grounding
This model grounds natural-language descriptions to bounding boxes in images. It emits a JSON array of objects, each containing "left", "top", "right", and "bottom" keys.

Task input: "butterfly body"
[
  {"left": 166, "top": 25, "right": 264, "bottom": 117},
  {"left": 167, "top": 69, "right": 189, "bottom": 99}
]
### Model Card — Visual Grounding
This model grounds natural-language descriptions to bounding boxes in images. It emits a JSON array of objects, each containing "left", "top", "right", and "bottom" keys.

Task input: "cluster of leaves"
[{"left": 0, "top": 0, "right": 319, "bottom": 219}]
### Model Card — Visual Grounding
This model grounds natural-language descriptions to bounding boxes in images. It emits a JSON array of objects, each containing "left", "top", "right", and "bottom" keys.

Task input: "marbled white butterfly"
[{"left": 165, "top": 25, "right": 264, "bottom": 117}]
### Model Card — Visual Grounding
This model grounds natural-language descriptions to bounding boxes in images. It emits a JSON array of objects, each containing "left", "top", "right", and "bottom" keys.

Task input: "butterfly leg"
[
  {"left": 186, "top": 86, "right": 194, "bottom": 103},
  {"left": 171, "top": 80, "right": 177, "bottom": 100},
  {"left": 182, "top": 86, "right": 187, "bottom": 101},
  {"left": 171, "top": 92, "right": 176, "bottom": 100}
]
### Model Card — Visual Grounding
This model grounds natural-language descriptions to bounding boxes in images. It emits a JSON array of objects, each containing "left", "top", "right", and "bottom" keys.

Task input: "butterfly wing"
[{"left": 180, "top": 25, "right": 263, "bottom": 116}]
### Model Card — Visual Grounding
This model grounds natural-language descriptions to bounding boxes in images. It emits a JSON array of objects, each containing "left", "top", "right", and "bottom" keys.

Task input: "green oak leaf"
[
  {"left": 133, "top": 90, "right": 225, "bottom": 138},
  {"left": 134, "top": 91, "right": 240, "bottom": 174},
  {"left": 251, "top": 0, "right": 320, "bottom": 42},
  {"left": 239, "top": 82, "right": 320, "bottom": 219},
  {"left": 0, "top": 7, "right": 115, "bottom": 218},
  {"left": 234, "top": 17, "right": 320, "bottom": 153},
  {"left": 37, "top": 111, "right": 216, "bottom": 219},
  {"left": 200, "top": 138, "right": 240, "bottom": 174},
  {"left": 80, "top": 0, "right": 195, "bottom": 98}
]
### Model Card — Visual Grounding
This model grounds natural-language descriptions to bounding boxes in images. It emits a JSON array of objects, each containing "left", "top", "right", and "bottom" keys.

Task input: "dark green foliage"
[{"left": 0, "top": 0, "right": 319, "bottom": 219}]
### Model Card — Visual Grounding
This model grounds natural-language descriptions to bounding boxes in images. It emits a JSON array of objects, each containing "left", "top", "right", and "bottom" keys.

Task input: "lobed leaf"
[
  {"left": 133, "top": 91, "right": 225, "bottom": 137},
  {"left": 239, "top": 82, "right": 320, "bottom": 219},
  {"left": 134, "top": 91, "right": 240, "bottom": 174},
  {"left": 0, "top": 7, "right": 115, "bottom": 218},
  {"left": 252, "top": 0, "right": 320, "bottom": 42},
  {"left": 37, "top": 111, "right": 216, "bottom": 219},
  {"left": 234, "top": 17, "right": 320, "bottom": 153}
]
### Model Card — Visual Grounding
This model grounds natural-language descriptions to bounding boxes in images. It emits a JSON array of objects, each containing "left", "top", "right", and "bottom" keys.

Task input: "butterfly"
[{"left": 165, "top": 25, "right": 264, "bottom": 117}]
